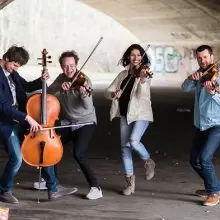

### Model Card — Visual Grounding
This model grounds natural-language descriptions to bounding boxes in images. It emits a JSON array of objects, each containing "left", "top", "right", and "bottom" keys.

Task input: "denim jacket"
[{"left": 181, "top": 71, "right": 220, "bottom": 131}]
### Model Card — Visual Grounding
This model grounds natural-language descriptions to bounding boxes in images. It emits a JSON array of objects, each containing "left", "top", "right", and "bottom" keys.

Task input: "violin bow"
[{"left": 70, "top": 37, "right": 103, "bottom": 86}]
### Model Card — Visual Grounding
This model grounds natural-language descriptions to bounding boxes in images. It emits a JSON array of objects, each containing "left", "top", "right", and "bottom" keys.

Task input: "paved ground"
[{"left": 0, "top": 86, "right": 220, "bottom": 220}]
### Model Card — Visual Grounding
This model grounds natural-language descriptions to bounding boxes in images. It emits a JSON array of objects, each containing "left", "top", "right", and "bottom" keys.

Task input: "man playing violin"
[
  {"left": 0, "top": 45, "right": 77, "bottom": 204},
  {"left": 34, "top": 50, "right": 103, "bottom": 200},
  {"left": 182, "top": 45, "right": 220, "bottom": 206}
]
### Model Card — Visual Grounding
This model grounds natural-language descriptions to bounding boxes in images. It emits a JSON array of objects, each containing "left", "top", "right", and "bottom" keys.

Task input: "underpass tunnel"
[
  {"left": 1, "top": 0, "right": 220, "bottom": 89},
  {"left": 1, "top": 1, "right": 220, "bottom": 219}
]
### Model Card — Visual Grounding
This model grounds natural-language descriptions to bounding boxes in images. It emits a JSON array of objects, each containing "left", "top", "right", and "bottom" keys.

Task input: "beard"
[{"left": 200, "top": 62, "right": 211, "bottom": 70}]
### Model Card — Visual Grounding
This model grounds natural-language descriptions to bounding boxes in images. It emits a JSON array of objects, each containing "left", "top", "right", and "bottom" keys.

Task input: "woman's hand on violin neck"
[
  {"left": 188, "top": 72, "right": 200, "bottom": 80},
  {"left": 61, "top": 82, "right": 72, "bottom": 91},
  {"left": 25, "top": 115, "right": 42, "bottom": 132},
  {"left": 111, "top": 89, "right": 122, "bottom": 99},
  {"left": 41, "top": 70, "right": 50, "bottom": 81}
]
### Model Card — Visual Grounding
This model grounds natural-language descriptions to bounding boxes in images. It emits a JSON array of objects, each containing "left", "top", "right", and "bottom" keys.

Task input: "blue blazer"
[{"left": 0, "top": 66, "right": 42, "bottom": 144}]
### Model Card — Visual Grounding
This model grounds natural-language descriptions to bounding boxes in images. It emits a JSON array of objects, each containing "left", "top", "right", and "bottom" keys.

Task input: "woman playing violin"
[
  {"left": 42, "top": 50, "right": 103, "bottom": 200},
  {"left": 104, "top": 44, "right": 155, "bottom": 196}
]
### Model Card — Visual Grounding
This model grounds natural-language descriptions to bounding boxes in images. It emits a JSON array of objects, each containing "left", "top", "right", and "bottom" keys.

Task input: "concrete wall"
[
  {"left": 1, "top": 0, "right": 220, "bottom": 88},
  {"left": 145, "top": 44, "right": 220, "bottom": 87},
  {"left": 0, "top": 0, "right": 138, "bottom": 74}
]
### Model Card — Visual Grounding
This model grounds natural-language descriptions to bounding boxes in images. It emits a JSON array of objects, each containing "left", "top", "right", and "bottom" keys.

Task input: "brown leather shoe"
[
  {"left": 203, "top": 194, "right": 219, "bottom": 206},
  {"left": 48, "top": 185, "right": 78, "bottom": 200},
  {"left": 0, "top": 191, "right": 19, "bottom": 204}
]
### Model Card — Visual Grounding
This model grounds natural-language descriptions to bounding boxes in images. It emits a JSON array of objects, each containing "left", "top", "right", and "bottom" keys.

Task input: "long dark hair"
[{"left": 118, "top": 44, "right": 150, "bottom": 67}]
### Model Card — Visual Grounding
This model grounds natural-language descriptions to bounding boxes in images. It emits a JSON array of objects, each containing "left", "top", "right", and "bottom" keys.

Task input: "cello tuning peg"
[
  {"left": 47, "top": 56, "right": 52, "bottom": 59},
  {"left": 38, "top": 63, "right": 42, "bottom": 65},
  {"left": 47, "top": 61, "right": 52, "bottom": 63},
  {"left": 37, "top": 58, "right": 42, "bottom": 60}
]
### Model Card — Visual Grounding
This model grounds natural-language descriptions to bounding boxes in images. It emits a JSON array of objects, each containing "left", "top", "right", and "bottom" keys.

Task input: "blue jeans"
[
  {"left": 0, "top": 124, "right": 22, "bottom": 192},
  {"left": 190, "top": 127, "right": 220, "bottom": 194},
  {"left": 120, "top": 116, "right": 150, "bottom": 176},
  {"left": 42, "top": 166, "right": 58, "bottom": 192},
  {"left": 0, "top": 123, "right": 58, "bottom": 193}
]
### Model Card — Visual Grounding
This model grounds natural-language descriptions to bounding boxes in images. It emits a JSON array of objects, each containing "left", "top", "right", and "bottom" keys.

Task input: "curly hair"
[
  {"left": 58, "top": 50, "right": 79, "bottom": 66},
  {"left": 118, "top": 44, "right": 150, "bottom": 67},
  {"left": 3, "top": 45, "right": 29, "bottom": 66}
]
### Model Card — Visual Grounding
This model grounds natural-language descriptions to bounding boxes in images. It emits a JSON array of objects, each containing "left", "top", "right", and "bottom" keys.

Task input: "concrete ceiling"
[
  {"left": 1, "top": 0, "right": 220, "bottom": 44},
  {"left": 81, "top": 0, "right": 220, "bottom": 44}
]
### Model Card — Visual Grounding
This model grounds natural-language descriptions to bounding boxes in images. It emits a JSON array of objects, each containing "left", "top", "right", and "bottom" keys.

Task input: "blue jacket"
[
  {"left": 0, "top": 66, "right": 42, "bottom": 144},
  {"left": 181, "top": 72, "right": 220, "bottom": 131}
]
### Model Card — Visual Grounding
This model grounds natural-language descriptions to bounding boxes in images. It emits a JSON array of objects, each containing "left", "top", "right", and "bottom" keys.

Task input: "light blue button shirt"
[{"left": 182, "top": 72, "right": 220, "bottom": 131}]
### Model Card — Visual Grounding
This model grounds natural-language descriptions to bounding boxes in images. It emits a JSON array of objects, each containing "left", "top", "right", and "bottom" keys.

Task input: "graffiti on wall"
[{"left": 146, "top": 46, "right": 199, "bottom": 74}]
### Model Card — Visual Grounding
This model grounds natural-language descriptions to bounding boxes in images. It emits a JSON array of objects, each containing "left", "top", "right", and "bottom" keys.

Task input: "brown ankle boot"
[
  {"left": 144, "top": 158, "right": 155, "bottom": 180},
  {"left": 122, "top": 175, "right": 135, "bottom": 196}
]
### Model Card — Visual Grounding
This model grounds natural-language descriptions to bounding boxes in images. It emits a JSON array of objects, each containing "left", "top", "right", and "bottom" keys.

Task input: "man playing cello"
[{"left": 0, "top": 45, "right": 77, "bottom": 204}]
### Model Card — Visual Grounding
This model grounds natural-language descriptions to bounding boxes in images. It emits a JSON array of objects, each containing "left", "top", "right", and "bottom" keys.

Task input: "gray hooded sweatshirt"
[{"left": 48, "top": 73, "right": 97, "bottom": 125}]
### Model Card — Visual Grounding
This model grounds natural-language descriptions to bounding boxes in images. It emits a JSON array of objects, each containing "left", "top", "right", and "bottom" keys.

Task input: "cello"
[{"left": 21, "top": 49, "right": 63, "bottom": 201}]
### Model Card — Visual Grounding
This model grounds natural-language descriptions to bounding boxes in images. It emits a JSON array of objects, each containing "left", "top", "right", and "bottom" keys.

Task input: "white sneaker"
[
  {"left": 86, "top": 187, "right": 103, "bottom": 200},
  {"left": 33, "top": 178, "right": 47, "bottom": 190}
]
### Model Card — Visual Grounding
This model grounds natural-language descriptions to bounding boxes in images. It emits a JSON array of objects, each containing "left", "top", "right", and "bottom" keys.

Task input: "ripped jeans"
[{"left": 120, "top": 116, "right": 150, "bottom": 176}]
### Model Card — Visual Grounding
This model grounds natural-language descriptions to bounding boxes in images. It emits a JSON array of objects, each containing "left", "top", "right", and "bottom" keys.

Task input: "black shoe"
[
  {"left": 48, "top": 185, "right": 78, "bottom": 200},
  {"left": 0, "top": 191, "right": 19, "bottom": 204}
]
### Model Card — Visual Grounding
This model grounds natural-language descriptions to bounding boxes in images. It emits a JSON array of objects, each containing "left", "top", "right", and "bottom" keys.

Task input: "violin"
[
  {"left": 200, "top": 64, "right": 219, "bottom": 84},
  {"left": 132, "top": 64, "right": 153, "bottom": 78},
  {"left": 70, "top": 71, "right": 93, "bottom": 96},
  {"left": 62, "top": 37, "right": 103, "bottom": 96},
  {"left": 198, "top": 59, "right": 220, "bottom": 92},
  {"left": 119, "top": 45, "right": 152, "bottom": 97}
]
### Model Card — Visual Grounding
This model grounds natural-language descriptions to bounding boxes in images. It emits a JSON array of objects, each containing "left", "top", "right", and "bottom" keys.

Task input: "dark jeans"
[
  {"left": 190, "top": 126, "right": 220, "bottom": 194},
  {"left": 0, "top": 123, "right": 58, "bottom": 193},
  {"left": 56, "top": 124, "right": 99, "bottom": 188}
]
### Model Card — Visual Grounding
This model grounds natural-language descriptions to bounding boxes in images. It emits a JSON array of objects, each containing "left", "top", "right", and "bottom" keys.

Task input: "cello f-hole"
[
  {"left": 49, "top": 129, "right": 55, "bottom": 139},
  {"left": 30, "top": 133, "right": 35, "bottom": 139},
  {"left": 39, "top": 141, "right": 46, "bottom": 164}
]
